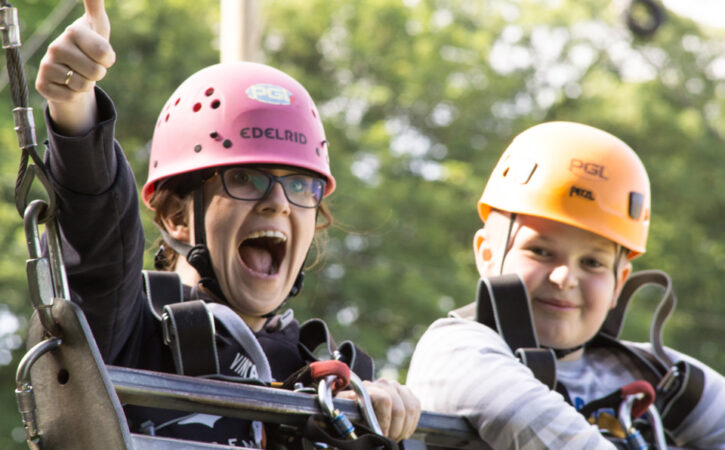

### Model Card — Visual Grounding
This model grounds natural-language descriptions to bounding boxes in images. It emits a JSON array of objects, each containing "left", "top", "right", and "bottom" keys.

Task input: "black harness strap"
[
  {"left": 162, "top": 300, "right": 220, "bottom": 376},
  {"left": 474, "top": 274, "right": 557, "bottom": 389},
  {"left": 143, "top": 270, "right": 219, "bottom": 376},
  {"left": 658, "top": 360, "right": 705, "bottom": 431},
  {"left": 298, "top": 318, "right": 375, "bottom": 381},
  {"left": 142, "top": 270, "right": 184, "bottom": 321}
]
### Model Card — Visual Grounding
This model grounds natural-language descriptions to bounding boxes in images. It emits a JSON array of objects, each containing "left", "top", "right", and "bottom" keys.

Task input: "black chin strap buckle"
[{"left": 288, "top": 271, "right": 305, "bottom": 298}]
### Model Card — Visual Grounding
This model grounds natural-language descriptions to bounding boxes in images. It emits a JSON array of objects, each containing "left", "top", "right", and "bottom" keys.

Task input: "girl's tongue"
[{"left": 239, "top": 238, "right": 280, "bottom": 275}]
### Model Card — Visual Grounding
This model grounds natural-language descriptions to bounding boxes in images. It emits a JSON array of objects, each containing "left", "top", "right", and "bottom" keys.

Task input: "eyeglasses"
[{"left": 218, "top": 167, "right": 326, "bottom": 208}]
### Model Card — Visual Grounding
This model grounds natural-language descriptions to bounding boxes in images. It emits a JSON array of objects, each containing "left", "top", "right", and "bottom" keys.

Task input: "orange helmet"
[{"left": 478, "top": 121, "right": 650, "bottom": 259}]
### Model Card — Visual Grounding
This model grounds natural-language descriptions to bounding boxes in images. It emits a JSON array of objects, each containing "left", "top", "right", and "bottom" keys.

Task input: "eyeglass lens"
[{"left": 221, "top": 167, "right": 325, "bottom": 208}]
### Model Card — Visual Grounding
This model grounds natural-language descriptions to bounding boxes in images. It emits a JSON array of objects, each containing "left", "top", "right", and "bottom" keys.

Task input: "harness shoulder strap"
[
  {"left": 142, "top": 270, "right": 219, "bottom": 377},
  {"left": 142, "top": 269, "right": 184, "bottom": 321},
  {"left": 162, "top": 300, "right": 220, "bottom": 376},
  {"left": 470, "top": 274, "right": 557, "bottom": 389},
  {"left": 598, "top": 269, "right": 705, "bottom": 431}
]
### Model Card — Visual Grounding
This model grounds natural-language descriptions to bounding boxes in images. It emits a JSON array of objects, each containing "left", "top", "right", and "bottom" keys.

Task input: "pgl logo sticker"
[
  {"left": 246, "top": 84, "right": 293, "bottom": 105},
  {"left": 569, "top": 159, "right": 608, "bottom": 180}
]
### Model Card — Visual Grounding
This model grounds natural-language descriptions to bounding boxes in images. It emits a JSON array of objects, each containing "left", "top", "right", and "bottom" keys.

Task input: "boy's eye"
[
  {"left": 582, "top": 257, "right": 606, "bottom": 269},
  {"left": 528, "top": 247, "right": 550, "bottom": 257}
]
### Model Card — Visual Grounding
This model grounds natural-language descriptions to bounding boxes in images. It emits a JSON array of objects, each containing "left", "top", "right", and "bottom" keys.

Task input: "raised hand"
[{"left": 35, "top": 0, "right": 115, "bottom": 135}]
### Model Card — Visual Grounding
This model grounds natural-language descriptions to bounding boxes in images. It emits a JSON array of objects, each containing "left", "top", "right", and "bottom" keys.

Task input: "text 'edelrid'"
[{"left": 240, "top": 127, "right": 307, "bottom": 144}]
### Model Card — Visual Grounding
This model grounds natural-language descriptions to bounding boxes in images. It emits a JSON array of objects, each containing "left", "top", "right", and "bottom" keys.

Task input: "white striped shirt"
[{"left": 406, "top": 318, "right": 725, "bottom": 449}]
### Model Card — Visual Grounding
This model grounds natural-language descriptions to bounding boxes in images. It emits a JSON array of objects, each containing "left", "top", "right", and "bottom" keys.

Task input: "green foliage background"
[{"left": 0, "top": 0, "right": 724, "bottom": 447}]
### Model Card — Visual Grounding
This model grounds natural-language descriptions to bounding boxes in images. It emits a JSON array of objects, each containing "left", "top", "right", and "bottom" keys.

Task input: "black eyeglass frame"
[{"left": 217, "top": 166, "right": 327, "bottom": 209}]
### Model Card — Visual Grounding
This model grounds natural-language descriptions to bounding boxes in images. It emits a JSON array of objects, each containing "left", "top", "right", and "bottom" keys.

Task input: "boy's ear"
[
  {"left": 473, "top": 228, "right": 495, "bottom": 277},
  {"left": 610, "top": 260, "right": 633, "bottom": 309},
  {"left": 159, "top": 198, "right": 191, "bottom": 244}
]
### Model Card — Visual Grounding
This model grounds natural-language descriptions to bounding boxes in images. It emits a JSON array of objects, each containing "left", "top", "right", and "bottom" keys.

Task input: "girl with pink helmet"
[{"left": 35, "top": 0, "right": 420, "bottom": 446}]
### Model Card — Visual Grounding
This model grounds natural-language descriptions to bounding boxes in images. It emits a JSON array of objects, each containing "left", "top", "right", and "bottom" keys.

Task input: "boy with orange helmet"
[
  {"left": 407, "top": 122, "right": 725, "bottom": 448},
  {"left": 35, "top": 0, "right": 420, "bottom": 446}
]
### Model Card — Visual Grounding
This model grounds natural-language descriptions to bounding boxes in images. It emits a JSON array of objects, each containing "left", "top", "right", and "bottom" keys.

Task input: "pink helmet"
[{"left": 142, "top": 61, "right": 335, "bottom": 206}]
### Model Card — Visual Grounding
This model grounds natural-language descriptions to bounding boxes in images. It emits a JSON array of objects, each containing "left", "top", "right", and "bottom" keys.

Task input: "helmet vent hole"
[
  {"left": 223, "top": 139, "right": 232, "bottom": 148},
  {"left": 193, "top": 102, "right": 202, "bottom": 112},
  {"left": 165, "top": 114, "right": 170, "bottom": 122},
  {"left": 211, "top": 99, "right": 221, "bottom": 109},
  {"left": 154, "top": 160, "right": 158, "bottom": 168},
  {"left": 502, "top": 167, "right": 510, "bottom": 177},
  {"left": 628, "top": 192, "right": 644, "bottom": 219},
  {"left": 316, "top": 147, "right": 321, "bottom": 156},
  {"left": 194, "top": 145, "right": 202, "bottom": 153},
  {"left": 174, "top": 97, "right": 181, "bottom": 106},
  {"left": 311, "top": 108, "right": 317, "bottom": 118},
  {"left": 205, "top": 87, "right": 214, "bottom": 96}
]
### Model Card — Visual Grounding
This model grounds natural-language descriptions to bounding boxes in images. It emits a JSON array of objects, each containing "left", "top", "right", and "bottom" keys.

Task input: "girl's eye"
[
  {"left": 289, "top": 179, "right": 306, "bottom": 193},
  {"left": 229, "top": 171, "right": 251, "bottom": 185}
]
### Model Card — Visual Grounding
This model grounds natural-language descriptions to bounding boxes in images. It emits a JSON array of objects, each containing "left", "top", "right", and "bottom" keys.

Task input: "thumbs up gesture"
[{"left": 36, "top": 0, "right": 116, "bottom": 135}]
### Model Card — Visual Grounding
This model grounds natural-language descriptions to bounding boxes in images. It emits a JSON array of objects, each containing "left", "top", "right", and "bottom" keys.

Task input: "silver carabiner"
[
  {"left": 317, "top": 375, "right": 357, "bottom": 440},
  {"left": 23, "top": 199, "right": 69, "bottom": 336},
  {"left": 644, "top": 404, "right": 668, "bottom": 449},
  {"left": 348, "top": 372, "right": 384, "bottom": 436},
  {"left": 15, "top": 337, "right": 62, "bottom": 444},
  {"left": 618, "top": 393, "right": 648, "bottom": 450}
]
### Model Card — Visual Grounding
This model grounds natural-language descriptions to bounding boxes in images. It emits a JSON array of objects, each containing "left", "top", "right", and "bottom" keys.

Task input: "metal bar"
[{"left": 108, "top": 365, "right": 486, "bottom": 448}]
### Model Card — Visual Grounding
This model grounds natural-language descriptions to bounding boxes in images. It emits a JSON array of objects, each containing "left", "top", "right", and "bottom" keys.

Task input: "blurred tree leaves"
[{"left": 0, "top": 0, "right": 724, "bottom": 447}]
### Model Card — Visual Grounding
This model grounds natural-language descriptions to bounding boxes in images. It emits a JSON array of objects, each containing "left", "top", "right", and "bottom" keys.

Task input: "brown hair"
[{"left": 150, "top": 175, "right": 333, "bottom": 271}]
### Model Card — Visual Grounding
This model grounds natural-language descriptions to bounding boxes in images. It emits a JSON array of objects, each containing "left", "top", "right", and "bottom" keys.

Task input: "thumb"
[{"left": 84, "top": 0, "right": 110, "bottom": 40}]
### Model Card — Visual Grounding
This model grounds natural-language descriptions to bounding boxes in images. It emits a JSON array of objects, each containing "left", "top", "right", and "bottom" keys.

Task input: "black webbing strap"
[
  {"left": 301, "top": 414, "right": 398, "bottom": 449},
  {"left": 298, "top": 319, "right": 375, "bottom": 381},
  {"left": 658, "top": 360, "right": 705, "bottom": 431},
  {"left": 161, "top": 300, "right": 220, "bottom": 376},
  {"left": 142, "top": 270, "right": 184, "bottom": 321},
  {"left": 475, "top": 274, "right": 557, "bottom": 389}
]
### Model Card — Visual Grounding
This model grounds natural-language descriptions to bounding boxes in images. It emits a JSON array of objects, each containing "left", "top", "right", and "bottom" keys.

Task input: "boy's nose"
[{"left": 549, "top": 264, "right": 578, "bottom": 290}]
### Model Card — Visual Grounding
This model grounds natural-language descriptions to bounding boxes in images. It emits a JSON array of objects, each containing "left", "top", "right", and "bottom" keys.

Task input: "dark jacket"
[{"left": 44, "top": 88, "right": 347, "bottom": 446}]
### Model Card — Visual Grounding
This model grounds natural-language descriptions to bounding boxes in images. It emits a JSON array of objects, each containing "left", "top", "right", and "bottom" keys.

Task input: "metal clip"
[
  {"left": 15, "top": 337, "right": 62, "bottom": 444},
  {"left": 0, "top": 7, "right": 21, "bottom": 48},
  {"left": 13, "top": 107, "right": 37, "bottom": 149},
  {"left": 24, "top": 200, "right": 67, "bottom": 336},
  {"left": 317, "top": 375, "right": 357, "bottom": 440},
  {"left": 644, "top": 404, "right": 667, "bottom": 449},
  {"left": 618, "top": 393, "right": 648, "bottom": 450},
  {"left": 657, "top": 364, "right": 680, "bottom": 393},
  {"left": 349, "top": 372, "right": 384, "bottom": 436}
]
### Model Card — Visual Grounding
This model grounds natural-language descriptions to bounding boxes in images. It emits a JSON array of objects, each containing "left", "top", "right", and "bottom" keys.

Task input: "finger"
[
  {"left": 335, "top": 386, "right": 393, "bottom": 436},
  {"left": 379, "top": 383, "right": 406, "bottom": 440},
  {"left": 83, "top": 0, "right": 110, "bottom": 41},
  {"left": 397, "top": 385, "right": 422, "bottom": 440},
  {"left": 46, "top": 33, "right": 110, "bottom": 81}
]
